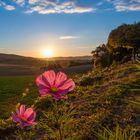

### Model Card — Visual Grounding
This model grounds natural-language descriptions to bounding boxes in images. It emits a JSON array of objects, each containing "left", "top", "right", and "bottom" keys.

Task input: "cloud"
[
  {"left": 26, "top": 1, "right": 95, "bottom": 14},
  {"left": 1, "top": 0, "right": 140, "bottom": 13},
  {"left": 4, "top": 5, "right": 16, "bottom": 11},
  {"left": 25, "top": 6, "right": 56, "bottom": 14},
  {"left": 60, "top": 6, "right": 94, "bottom": 14},
  {"left": 0, "top": 1, "right": 15, "bottom": 11},
  {"left": 106, "top": 0, "right": 140, "bottom": 11},
  {"left": 59, "top": 36, "right": 80, "bottom": 40},
  {"left": 0, "top": 0, "right": 95, "bottom": 14},
  {"left": 28, "top": 0, "right": 41, "bottom": 4},
  {"left": 13, "top": 0, "right": 25, "bottom": 6},
  {"left": 116, "top": 4, "right": 140, "bottom": 11},
  {"left": 0, "top": 1, "right": 16, "bottom": 11}
]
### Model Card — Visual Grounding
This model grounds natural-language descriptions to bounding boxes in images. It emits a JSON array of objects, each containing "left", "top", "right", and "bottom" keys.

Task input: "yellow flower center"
[
  {"left": 21, "top": 116, "right": 27, "bottom": 122},
  {"left": 51, "top": 87, "right": 58, "bottom": 93}
]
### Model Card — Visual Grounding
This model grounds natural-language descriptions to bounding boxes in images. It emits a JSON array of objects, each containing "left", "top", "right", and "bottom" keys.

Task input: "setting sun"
[{"left": 42, "top": 48, "right": 53, "bottom": 58}]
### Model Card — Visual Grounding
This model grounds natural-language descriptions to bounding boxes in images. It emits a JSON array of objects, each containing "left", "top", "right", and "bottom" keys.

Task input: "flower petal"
[
  {"left": 24, "top": 108, "right": 34, "bottom": 119},
  {"left": 42, "top": 70, "right": 56, "bottom": 86},
  {"left": 27, "top": 112, "right": 36, "bottom": 122},
  {"left": 36, "top": 75, "right": 50, "bottom": 89},
  {"left": 24, "top": 121, "right": 36, "bottom": 127},
  {"left": 16, "top": 108, "right": 19, "bottom": 115},
  {"left": 12, "top": 114, "right": 19, "bottom": 122},
  {"left": 58, "top": 79, "right": 75, "bottom": 92},
  {"left": 53, "top": 93, "right": 62, "bottom": 100},
  {"left": 56, "top": 89, "right": 69, "bottom": 95},
  {"left": 20, "top": 105, "right": 26, "bottom": 116},
  {"left": 55, "top": 71, "right": 67, "bottom": 87},
  {"left": 19, "top": 120, "right": 25, "bottom": 129},
  {"left": 39, "top": 88, "right": 50, "bottom": 96}
]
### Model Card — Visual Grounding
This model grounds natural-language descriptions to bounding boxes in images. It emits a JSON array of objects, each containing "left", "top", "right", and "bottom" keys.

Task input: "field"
[
  {"left": 0, "top": 64, "right": 92, "bottom": 76},
  {"left": 0, "top": 76, "right": 38, "bottom": 118},
  {"left": 0, "top": 61, "right": 140, "bottom": 139}
]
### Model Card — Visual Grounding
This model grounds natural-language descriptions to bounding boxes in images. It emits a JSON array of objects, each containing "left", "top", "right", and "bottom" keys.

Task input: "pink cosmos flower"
[
  {"left": 36, "top": 70, "right": 75, "bottom": 100},
  {"left": 12, "top": 105, "right": 36, "bottom": 129}
]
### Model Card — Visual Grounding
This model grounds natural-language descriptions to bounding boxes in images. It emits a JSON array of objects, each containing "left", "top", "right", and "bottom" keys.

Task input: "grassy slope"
[{"left": 0, "top": 61, "right": 140, "bottom": 139}]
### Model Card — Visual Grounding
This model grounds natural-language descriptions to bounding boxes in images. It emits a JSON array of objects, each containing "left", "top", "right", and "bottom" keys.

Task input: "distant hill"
[
  {"left": 46, "top": 56, "right": 92, "bottom": 61},
  {"left": 0, "top": 53, "right": 92, "bottom": 66},
  {"left": 0, "top": 53, "right": 92, "bottom": 75},
  {"left": 0, "top": 53, "right": 44, "bottom": 66}
]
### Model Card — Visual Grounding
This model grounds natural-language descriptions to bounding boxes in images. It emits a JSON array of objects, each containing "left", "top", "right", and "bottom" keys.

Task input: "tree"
[
  {"left": 91, "top": 44, "right": 110, "bottom": 68},
  {"left": 91, "top": 22, "right": 140, "bottom": 68},
  {"left": 107, "top": 22, "right": 140, "bottom": 60}
]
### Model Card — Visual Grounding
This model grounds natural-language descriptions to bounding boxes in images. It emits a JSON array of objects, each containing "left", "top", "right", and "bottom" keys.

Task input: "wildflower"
[
  {"left": 36, "top": 70, "right": 75, "bottom": 100},
  {"left": 12, "top": 105, "right": 36, "bottom": 129}
]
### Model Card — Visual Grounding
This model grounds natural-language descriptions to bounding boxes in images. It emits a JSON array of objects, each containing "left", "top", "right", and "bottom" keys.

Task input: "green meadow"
[{"left": 0, "top": 76, "right": 38, "bottom": 118}]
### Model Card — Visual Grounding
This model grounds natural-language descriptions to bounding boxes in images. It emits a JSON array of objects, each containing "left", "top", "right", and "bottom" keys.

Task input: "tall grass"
[{"left": 95, "top": 125, "right": 138, "bottom": 140}]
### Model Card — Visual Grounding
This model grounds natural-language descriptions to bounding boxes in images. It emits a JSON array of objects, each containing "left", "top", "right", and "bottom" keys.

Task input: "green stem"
[
  {"left": 55, "top": 101, "right": 63, "bottom": 140},
  {"left": 58, "top": 125, "right": 62, "bottom": 140}
]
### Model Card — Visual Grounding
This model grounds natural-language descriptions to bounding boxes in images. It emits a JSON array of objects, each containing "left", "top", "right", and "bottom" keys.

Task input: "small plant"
[{"left": 10, "top": 70, "right": 76, "bottom": 130}]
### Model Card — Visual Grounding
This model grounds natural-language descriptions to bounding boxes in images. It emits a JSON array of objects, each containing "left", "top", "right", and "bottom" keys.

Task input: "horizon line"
[{"left": 0, "top": 52, "right": 92, "bottom": 59}]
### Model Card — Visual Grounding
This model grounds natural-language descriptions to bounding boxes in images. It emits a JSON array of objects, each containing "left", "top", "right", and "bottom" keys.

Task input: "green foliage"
[
  {"left": 107, "top": 22, "right": 140, "bottom": 51},
  {"left": 107, "top": 22, "right": 140, "bottom": 62},
  {"left": 94, "top": 53, "right": 110, "bottom": 69},
  {"left": 38, "top": 101, "right": 77, "bottom": 140},
  {"left": 94, "top": 125, "right": 138, "bottom": 140},
  {"left": 92, "top": 22, "right": 140, "bottom": 69}
]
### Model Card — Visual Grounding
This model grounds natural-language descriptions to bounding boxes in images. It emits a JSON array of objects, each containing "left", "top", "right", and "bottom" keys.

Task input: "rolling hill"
[{"left": 0, "top": 53, "right": 92, "bottom": 75}]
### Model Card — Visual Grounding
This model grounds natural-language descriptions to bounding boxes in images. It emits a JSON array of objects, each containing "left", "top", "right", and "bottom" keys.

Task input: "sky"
[{"left": 0, "top": 0, "right": 140, "bottom": 58}]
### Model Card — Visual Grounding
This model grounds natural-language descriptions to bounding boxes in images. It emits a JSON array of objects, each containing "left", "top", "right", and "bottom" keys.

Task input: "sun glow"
[{"left": 42, "top": 48, "right": 53, "bottom": 58}]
